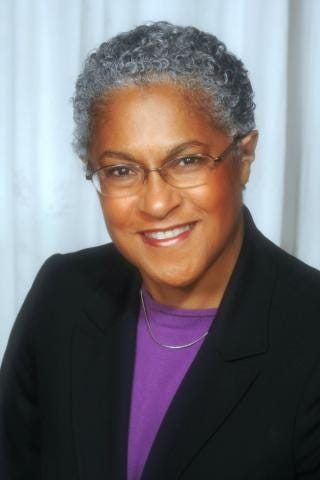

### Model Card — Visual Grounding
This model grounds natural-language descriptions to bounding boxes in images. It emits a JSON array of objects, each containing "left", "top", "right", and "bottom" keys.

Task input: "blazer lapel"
[
  {"left": 141, "top": 209, "right": 278, "bottom": 479},
  {"left": 71, "top": 260, "right": 141, "bottom": 480}
]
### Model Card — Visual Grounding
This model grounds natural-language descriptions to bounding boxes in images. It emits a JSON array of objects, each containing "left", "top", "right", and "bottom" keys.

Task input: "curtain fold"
[{"left": 1, "top": 0, "right": 319, "bottom": 359}]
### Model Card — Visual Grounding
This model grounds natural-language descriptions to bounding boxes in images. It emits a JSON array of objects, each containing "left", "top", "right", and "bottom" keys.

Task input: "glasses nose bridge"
[{"left": 143, "top": 165, "right": 168, "bottom": 185}]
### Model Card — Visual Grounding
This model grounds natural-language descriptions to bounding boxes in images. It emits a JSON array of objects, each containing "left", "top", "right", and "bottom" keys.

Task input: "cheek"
[
  {"left": 99, "top": 197, "right": 137, "bottom": 236},
  {"left": 192, "top": 167, "right": 242, "bottom": 218}
]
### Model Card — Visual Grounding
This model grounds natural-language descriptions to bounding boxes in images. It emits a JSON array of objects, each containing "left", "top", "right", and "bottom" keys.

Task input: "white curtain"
[{"left": 1, "top": 0, "right": 320, "bottom": 360}]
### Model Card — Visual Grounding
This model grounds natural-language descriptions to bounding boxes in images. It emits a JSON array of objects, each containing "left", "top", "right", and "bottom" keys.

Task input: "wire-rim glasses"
[{"left": 86, "top": 136, "right": 241, "bottom": 198}]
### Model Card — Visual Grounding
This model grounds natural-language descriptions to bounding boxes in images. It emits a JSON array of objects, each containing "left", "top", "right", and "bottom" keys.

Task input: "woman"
[{"left": 1, "top": 21, "right": 320, "bottom": 480}]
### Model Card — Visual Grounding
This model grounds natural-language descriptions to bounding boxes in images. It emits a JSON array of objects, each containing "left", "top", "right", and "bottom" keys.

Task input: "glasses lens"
[
  {"left": 165, "top": 155, "right": 214, "bottom": 188},
  {"left": 93, "top": 165, "right": 142, "bottom": 197}
]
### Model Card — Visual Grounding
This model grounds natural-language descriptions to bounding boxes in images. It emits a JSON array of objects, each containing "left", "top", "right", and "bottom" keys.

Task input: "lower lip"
[{"left": 140, "top": 225, "right": 195, "bottom": 247}]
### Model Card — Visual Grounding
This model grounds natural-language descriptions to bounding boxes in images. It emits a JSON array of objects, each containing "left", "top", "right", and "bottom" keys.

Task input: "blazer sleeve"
[
  {"left": 294, "top": 354, "right": 320, "bottom": 478},
  {"left": 0, "top": 255, "right": 62, "bottom": 480}
]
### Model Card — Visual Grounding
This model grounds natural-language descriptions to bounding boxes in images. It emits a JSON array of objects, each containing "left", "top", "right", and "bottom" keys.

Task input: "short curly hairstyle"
[{"left": 72, "top": 21, "right": 255, "bottom": 162}]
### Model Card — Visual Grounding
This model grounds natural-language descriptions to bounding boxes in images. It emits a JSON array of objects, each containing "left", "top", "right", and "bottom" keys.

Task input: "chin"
[{"left": 141, "top": 264, "right": 203, "bottom": 290}]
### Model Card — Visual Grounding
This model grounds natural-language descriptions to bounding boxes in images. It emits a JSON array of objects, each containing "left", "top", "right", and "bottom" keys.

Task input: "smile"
[
  {"left": 143, "top": 224, "right": 193, "bottom": 240},
  {"left": 140, "top": 223, "right": 195, "bottom": 247}
]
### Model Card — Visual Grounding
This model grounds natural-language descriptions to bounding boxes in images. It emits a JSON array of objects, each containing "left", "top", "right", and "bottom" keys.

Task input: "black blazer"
[{"left": 1, "top": 209, "right": 320, "bottom": 480}]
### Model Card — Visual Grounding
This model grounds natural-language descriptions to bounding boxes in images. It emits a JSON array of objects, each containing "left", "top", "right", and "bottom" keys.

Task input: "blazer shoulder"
[
  {"left": 247, "top": 217, "right": 320, "bottom": 313},
  {"left": 245, "top": 207, "right": 320, "bottom": 289},
  {"left": 18, "top": 243, "right": 139, "bottom": 329},
  {"left": 9, "top": 244, "right": 139, "bottom": 346},
  {"left": 271, "top": 240, "right": 320, "bottom": 294},
  {"left": 39, "top": 242, "right": 137, "bottom": 287},
  {"left": 262, "top": 237, "right": 320, "bottom": 337}
]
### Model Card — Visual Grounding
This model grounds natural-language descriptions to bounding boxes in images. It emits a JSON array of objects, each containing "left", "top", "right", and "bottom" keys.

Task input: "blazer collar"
[
  {"left": 72, "top": 206, "right": 278, "bottom": 479},
  {"left": 72, "top": 267, "right": 141, "bottom": 479},
  {"left": 214, "top": 206, "right": 276, "bottom": 360},
  {"left": 83, "top": 251, "right": 141, "bottom": 333}
]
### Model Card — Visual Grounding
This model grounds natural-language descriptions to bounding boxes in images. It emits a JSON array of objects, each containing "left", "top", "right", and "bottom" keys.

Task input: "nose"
[{"left": 137, "top": 171, "right": 182, "bottom": 219}]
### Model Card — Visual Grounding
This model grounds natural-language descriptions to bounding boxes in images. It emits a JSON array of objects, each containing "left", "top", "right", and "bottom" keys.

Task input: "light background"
[{"left": 1, "top": 0, "right": 320, "bottom": 360}]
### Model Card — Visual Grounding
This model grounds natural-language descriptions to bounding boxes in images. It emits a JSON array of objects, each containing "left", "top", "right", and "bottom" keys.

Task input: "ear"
[{"left": 238, "top": 130, "right": 258, "bottom": 186}]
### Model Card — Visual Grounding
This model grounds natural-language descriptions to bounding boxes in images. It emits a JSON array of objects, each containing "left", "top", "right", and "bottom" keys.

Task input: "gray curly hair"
[{"left": 72, "top": 21, "right": 255, "bottom": 162}]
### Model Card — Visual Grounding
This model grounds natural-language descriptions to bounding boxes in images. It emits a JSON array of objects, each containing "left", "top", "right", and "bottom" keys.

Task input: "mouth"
[{"left": 139, "top": 222, "right": 196, "bottom": 246}]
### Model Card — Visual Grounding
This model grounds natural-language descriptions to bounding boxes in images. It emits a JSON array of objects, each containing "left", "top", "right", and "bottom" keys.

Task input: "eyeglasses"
[{"left": 86, "top": 136, "right": 241, "bottom": 198}]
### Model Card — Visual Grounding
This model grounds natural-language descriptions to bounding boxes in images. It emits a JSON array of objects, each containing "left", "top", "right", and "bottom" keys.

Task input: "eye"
[
  {"left": 174, "top": 155, "right": 208, "bottom": 169},
  {"left": 177, "top": 156, "right": 201, "bottom": 167},
  {"left": 102, "top": 165, "right": 138, "bottom": 178}
]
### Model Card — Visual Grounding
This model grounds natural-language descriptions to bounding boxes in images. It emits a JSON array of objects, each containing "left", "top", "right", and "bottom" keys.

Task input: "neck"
[{"left": 142, "top": 215, "right": 244, "bottom": 310}]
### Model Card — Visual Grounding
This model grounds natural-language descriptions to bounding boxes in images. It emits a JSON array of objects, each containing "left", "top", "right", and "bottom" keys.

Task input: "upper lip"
[{"left": 139, "top": 221, "right": 197, "bottom": 234}]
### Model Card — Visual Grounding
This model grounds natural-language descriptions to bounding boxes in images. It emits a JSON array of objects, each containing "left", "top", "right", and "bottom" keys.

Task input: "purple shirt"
[{"left": 127, "top": 287, "right": 217, "bottom": 480}]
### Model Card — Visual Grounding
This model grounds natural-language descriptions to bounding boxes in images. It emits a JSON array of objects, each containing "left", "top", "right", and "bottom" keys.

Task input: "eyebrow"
[{"left": 97, "top": 140, "right": 209, "bottom": 165}]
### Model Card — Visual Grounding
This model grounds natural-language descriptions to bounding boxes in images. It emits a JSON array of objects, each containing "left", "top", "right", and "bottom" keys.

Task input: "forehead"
[{"left": 89, "top": 83, "right": 228, "bottom": 160}]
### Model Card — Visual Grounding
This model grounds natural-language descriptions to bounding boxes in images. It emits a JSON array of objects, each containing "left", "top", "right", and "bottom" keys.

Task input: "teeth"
[{"left": 144, "top": 224, "right": 192, "bottom": 240}]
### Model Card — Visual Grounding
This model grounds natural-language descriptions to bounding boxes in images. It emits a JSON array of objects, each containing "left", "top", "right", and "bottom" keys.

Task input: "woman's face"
[{"left": 89, "top": 83, "right": 257, "bottom": 304}]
